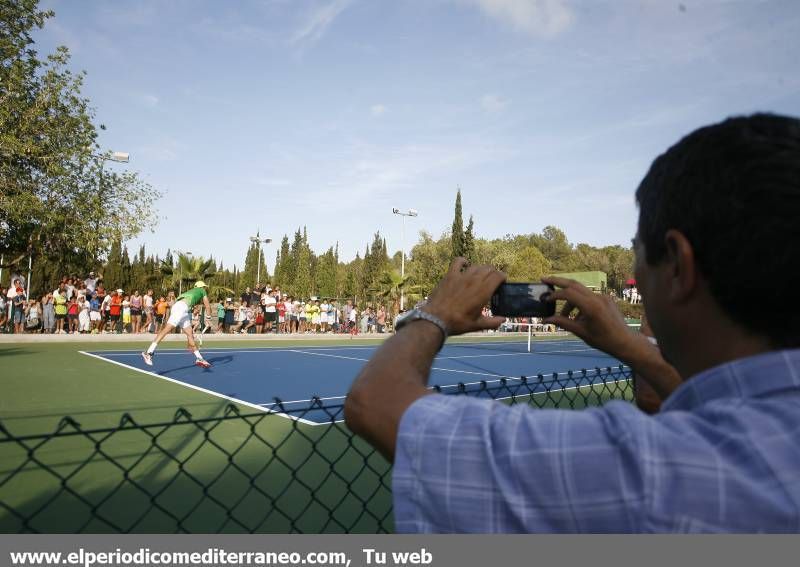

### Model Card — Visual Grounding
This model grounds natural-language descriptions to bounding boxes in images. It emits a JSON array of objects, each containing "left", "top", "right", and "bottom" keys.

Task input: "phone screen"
[{"left": 490, "top": 283, "right": 555, "bottom": 317}]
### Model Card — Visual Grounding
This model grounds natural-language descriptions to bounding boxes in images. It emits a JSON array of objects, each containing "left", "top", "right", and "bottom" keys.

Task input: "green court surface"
[{"left": 0, "top": 335, "right": 632, "bottom": 533}]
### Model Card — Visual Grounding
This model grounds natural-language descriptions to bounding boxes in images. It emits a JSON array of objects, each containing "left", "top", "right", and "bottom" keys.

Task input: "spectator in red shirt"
[
  {"left": 67, "top": 296, "right": 80, "bottom": 334},
  {"left": 109, "top": 289, "right": 123, "bottom": 333}
]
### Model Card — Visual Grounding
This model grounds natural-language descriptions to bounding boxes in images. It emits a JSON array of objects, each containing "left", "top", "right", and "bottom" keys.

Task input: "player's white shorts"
[
  {"left": 90, "top": 311, "right": 101, "bottom": 322},
  {"left": 167, "top": 300, "right": 192, "bottom": 329},
  {"left": 320, "top": 313, "right": 328, "bottom": 324}
]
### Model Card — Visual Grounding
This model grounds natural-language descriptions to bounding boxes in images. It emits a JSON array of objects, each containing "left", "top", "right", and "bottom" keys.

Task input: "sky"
[{"left": 35, "top": 0, "right": 800, "bottom": 269}]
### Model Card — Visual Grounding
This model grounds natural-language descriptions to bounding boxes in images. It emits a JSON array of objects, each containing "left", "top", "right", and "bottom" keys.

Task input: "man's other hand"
[{"left": 422, "top": 257, "right": 507, "bottom": 336}]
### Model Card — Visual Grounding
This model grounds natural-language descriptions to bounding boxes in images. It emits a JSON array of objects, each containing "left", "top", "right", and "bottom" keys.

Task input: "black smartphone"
[{"left": 490, "top": 283, "right": 555, "bottom": 317}]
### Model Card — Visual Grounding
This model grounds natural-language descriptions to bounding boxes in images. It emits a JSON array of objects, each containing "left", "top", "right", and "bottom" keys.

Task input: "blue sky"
[{"left": 36, "top": 0, "right": 800, "bottom": 269}]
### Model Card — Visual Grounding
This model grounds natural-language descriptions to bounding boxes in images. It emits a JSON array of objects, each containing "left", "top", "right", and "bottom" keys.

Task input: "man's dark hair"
[{"left": 636, "top": 113, "right": 800, "bottom": 347}]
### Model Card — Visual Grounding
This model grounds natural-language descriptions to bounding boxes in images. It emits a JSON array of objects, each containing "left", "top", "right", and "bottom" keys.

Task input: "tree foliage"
[
  {"left": 0, "top": 0, "right": 160, "bottom": 279},
  {"left": 451, "top": 188, "right": 465, "bottom": 258}
]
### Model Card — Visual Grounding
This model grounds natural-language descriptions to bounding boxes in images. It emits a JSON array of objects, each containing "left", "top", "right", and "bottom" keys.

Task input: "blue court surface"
[{"left": 81, "top": 338, "right": 623, "bottom": 425}]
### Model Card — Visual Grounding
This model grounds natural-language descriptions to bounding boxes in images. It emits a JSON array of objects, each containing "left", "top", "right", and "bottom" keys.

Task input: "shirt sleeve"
[{"left": 393, "top": 394, "right": 649, "bottom": 533}]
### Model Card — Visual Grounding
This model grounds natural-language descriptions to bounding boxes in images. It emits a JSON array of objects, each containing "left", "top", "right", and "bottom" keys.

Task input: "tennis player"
[{"left": 141, "top": 281, "right": 212, "bottom": 368}]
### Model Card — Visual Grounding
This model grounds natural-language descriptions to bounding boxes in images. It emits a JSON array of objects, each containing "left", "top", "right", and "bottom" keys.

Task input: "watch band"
[{"left": 396, "top": 308, "right": 448, "bottom": 346}]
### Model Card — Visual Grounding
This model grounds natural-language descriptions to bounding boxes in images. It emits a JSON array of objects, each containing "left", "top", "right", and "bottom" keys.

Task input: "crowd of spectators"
[{"left": 0, "top": 276, "right": 401, "bottom": 336}]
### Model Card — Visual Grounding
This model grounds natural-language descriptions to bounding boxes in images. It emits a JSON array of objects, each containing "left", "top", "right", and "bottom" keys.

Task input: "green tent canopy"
[{"left": 551, "top": 271, "right": 607, "bottom": 292}]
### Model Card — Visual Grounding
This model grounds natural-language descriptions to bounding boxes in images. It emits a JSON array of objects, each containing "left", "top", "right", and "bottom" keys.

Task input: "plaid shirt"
[{"left": 393, "top": 349, "right": 800, "bottom": 533}]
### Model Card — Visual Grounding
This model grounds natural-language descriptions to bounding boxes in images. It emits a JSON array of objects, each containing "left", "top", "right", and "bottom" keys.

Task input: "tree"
[
  {"left": 0, "top": 1, "right": 160, "bottom": 293},
  {"left": 273, "top": 235, "right": 290, "bottom": 288},
  {"left": 495, "top": 245, "right": 551, "bottom": 281},
  {"left": 451, "top": 188, "right": 465, "bottom": 258},
  {"left": 293, "top": 228, "right": 312, "bottom": 298},
  {"left": 370, "top": 269, "right": 421, "bottom": 315},
  {"left": 316, "top": 247, "right": 337, "bottom": 298},
  {"left": 240, "top": 239, "right": 267, "bottom": 289},
  {"left": 160, "top": 252, "right": 217, "bottom": 293},
  {"left": 408, "top": 231, "right": 451, "bottom": 295},
  {"left": 121, "top": 245, "right": 131, "bottom": 289},
  {"left": 464, "top": 215, "right": 475, "bottom": 264},
  {"left": 103, "top": 239, "right": 123, "bottom": 288},
  {"left": 532, "top": 226, "right": 574, "bottom": 271}
]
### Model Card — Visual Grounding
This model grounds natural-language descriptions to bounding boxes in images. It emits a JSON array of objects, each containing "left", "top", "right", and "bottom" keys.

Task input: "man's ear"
[{"left": 663, "top": 229, "right": 698, "bottom": 303}]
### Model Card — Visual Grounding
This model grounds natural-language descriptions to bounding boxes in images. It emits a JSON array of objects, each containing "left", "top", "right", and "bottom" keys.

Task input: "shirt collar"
[{"left": 662, "top": 348, "right": 800, "bottom": 412}]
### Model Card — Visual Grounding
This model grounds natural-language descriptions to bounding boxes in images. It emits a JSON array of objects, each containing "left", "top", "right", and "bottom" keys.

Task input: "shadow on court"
[{"left": 158, "top": 355, "right": 234, "bottom": 376}]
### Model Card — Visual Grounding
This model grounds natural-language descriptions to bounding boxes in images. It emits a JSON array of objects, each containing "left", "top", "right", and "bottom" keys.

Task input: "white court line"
[
  {"left": 285, "top": 349, "right": 518, "bottom": 380},
  {"left": 282, "top": 348, "right": 611, "bottom": 382},
  {"left": 438, "top": 347, "right": 599, "bottom": 359},
  {"left": 300, "top": 377, "right": 633, "bottom": 424},
  {"left": 78, "top": 351, "right": 322, "bottom": 426},
  {"left": 90, "top": 339, "right": 582, "bottom": 356}
]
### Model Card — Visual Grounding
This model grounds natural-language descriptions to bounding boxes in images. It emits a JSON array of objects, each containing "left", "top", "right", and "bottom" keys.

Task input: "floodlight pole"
[
  {"left": 96, "top": 150, "right": 130, "bottom": 254},
  {"left": 26, "top": 254, "right": 32, "bottom": 299},
  {"left": 250, "top": 233, "right": 273, "bottom": 287},
  {"left": 392, "top": 208, "right": 418, "bottom": 311}
]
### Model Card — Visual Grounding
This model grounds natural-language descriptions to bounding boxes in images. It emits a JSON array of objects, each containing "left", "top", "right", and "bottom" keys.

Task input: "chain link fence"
[{"left": 0, "top": 366, "right": 633, "bottom": 533}]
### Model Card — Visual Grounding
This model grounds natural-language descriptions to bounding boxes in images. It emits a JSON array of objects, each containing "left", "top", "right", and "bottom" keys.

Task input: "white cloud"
[
  {"left": 480, "top": 94, "right": 508, "bottom": 113},
  {"left": 292, "top": 0, "right": 353, "bottom": 46},
  {"left": 370, "top": 104, "right": 387, "bottom": 116},
  {"left": 461, "top": 0, "right": 574, "bottom": 38},
  {"left": 140, "top": 94, "right": 159, "bottom": 108},
  {"left": 253, "top": 177, "right": 292, "bottom": 187}
]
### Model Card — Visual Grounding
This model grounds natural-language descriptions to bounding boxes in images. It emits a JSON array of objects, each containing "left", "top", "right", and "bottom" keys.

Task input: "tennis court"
[
  {"left": 82, "top": 337, "right": 621, "bottom": 425},
  {"left": 0, "top": 335, "right": 633, "bottom": 533}
]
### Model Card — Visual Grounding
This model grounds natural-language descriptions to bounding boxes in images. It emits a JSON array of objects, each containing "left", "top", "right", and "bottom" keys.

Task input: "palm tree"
[
  {"left": 160, "top": 253, "right": 230, "bottom": 298},
  {"left": 370, "top": 269, "right": 422, "bottom": 315}
]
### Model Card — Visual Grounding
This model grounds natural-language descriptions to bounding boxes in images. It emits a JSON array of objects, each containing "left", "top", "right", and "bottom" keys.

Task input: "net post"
[{"left": 527, "top": 322, "right": 532, "bottom": 352}]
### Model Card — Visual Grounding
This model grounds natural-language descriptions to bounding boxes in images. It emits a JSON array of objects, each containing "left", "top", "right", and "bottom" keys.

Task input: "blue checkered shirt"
[{"left": 393, "top": 349, "right": 800, "bottom": 533}]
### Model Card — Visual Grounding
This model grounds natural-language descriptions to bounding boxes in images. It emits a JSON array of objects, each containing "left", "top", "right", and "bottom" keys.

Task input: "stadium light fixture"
[
  {"left": 392, "top": 207, "right": 419, "bottom": 311},
  {"left": 108, "top": 151, "right": 130, "bottom": 163}
]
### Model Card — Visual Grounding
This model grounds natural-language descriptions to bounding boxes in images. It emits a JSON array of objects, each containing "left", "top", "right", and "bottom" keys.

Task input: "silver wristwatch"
[{"left": 395, "top": 308, "right": 448, "bottom": 344}]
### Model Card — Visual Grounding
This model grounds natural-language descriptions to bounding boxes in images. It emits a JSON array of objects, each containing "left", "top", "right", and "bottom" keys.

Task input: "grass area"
[{"left": 0, "top": 334, "right": 629, "bottom": 534}]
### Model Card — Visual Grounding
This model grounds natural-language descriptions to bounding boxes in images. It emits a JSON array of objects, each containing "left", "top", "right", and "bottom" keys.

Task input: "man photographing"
[{"left": 345, "top": 114, "right": 800, "bottom": 532}]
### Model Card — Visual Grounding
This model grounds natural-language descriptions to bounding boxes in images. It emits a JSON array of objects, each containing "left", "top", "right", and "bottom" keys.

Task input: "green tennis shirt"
[{"left": 177, "top": 287, "right": 207, "bottom": 308}]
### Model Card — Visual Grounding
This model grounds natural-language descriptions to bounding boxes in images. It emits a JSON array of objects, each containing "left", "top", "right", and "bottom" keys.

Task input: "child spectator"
[
  {"left": 25, "top": 300, "right": 41, "bottom": 332},
  {"left": 109, "top": 290, "right": 123, "bottom": 333},
  {"left": 78, "top": 296, "right": 91, "bottom": 333},
  {"left": 67, "top": 296, "right": 79, "bottom": 333},
  {"left": 130, "top": 290, "right": 142, "bottom": 333},
  {"left": 53, "top": 284, "right": 68, "bottom": 334},
  {"left": 0, "top": 290, "right": 6, "bottom": 332},
  {"left": 155, "top": 296, "right": 168, "bottom": 332},
  {"left": 12, "top": 284, "right": 26, "bottom": 334},
  {"left": 143, "top": 289, "right": 154, "bottom": 333},
  {"left": 89, "top": 294, "right": 102, "bottom": 333},
  {"left": 122, "top": 295, "right": 131, "bottom": 333}
]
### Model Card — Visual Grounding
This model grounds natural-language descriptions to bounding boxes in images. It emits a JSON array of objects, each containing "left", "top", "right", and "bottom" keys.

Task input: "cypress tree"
[
  {"left": 464, "top": 215, "right": 475, "bottom": 264},
  {"left": 104, "top": 238, "right": 123, "bottom": 288},
  {"left": 451, "top": 188, "right": 465, "bottom": 258}
]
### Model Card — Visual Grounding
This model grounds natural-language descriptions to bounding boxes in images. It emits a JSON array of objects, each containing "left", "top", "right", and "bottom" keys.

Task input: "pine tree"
[
  {"left": 295, "top": 241, "right": 312, "bottom": 298},
  {"left": 317, "top": 247, "right": 337, "bottom": 298},
  {"left": 274, "top": 235, "right": 290, "bottom": 288},
  {"left": 464, "top": 215, "right": 476, "bottom": 264},
  {"left": 287, "top": 229, "right": 303, "bottom": 291},
  {"left": 104, "top": 239, "right": 123, "bottom": 288},
  {"left": 121, "top": 245, "right": 131, "bottom": 290},
  {"left": 451, "top": 188, "right": 465, "bottom": 258}
]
